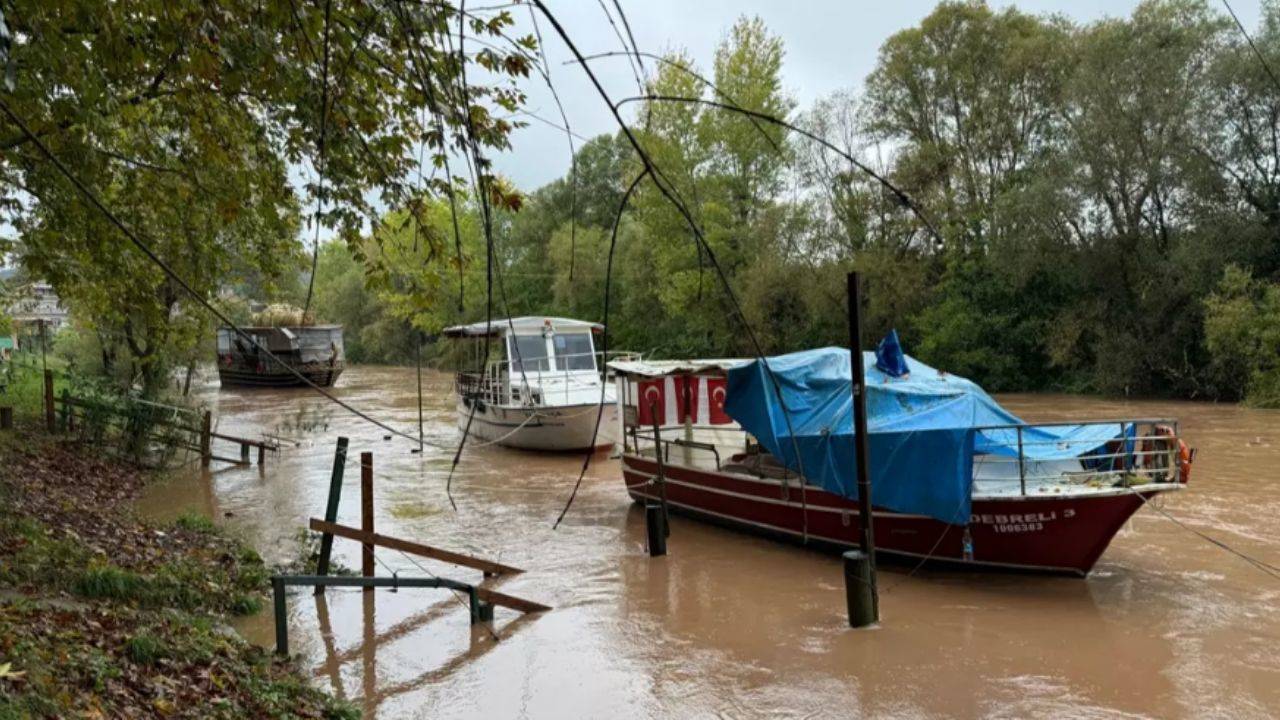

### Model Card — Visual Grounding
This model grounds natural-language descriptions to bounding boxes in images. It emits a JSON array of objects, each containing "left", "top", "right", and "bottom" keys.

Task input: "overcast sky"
[{"left": 492, "top": 0, "right": 1263, "bottom": 190}]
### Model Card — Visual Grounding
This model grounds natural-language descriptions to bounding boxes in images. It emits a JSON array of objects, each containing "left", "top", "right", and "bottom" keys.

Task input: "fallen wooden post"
[{"left": 308, "top": 518, "right": 525, "bottom": 578}]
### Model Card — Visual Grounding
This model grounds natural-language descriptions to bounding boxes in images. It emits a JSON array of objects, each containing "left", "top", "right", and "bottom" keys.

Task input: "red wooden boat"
[{"left": 609, "top": 358, "right": 1191, "bottom": 576}]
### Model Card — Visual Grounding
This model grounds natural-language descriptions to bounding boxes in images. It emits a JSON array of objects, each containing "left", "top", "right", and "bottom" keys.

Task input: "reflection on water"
[{"left": 136, "top": 367, "right": 1280, "bottom": 719}]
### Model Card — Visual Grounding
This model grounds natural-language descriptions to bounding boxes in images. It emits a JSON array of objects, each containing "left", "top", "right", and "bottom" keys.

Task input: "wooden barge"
[{"left": 215, "top": 325, "right": 345, "bottom": 388}]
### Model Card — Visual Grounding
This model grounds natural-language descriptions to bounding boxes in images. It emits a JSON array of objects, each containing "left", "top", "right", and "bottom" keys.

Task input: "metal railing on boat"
[{"left": 622, "top": 417, "right": 1188, "bottom": 498}]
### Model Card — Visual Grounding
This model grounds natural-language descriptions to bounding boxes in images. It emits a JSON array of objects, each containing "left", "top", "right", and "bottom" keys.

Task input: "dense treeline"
[
  {"left": 5, "top": 1, "right": 1279, "bottom": 406},
  {"left": 326, "top": 0, "right": 1280, "bottom": 404}
]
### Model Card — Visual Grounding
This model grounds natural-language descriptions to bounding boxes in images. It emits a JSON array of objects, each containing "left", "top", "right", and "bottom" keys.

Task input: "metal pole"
[
  {"left": 649, "top": 400, "right": 670, "bottom": 536},
  {"left": 315, "top": 436, "right": 349, "bottom": 591},
  {"left": 415, "top": 331, "right": 424, "bottom": 454},
  {"left": 1016, "top": 425, "right": 1026, "bottom": 496},
  {"left": 272, "top": 576, "right": 289, "bottom": 655},
  {"left": 845, "top": 272, "right": 879, "bottom": 626}
]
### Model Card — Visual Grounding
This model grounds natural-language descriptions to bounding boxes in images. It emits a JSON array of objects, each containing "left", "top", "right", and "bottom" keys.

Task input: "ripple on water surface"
[{"left": 134, "top": 369, "right": 1280, "bottom": 719}]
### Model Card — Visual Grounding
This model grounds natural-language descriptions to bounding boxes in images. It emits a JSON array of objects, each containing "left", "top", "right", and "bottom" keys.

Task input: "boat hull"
[
  {"left": 622, "top": 454, "right": 1180, "bottom": 576},
  {"left": 458, "top": 398, "right": 618, "bottom": 452},
  {"left": 218, "top": 366, "right": 343, "bottom": 388}
]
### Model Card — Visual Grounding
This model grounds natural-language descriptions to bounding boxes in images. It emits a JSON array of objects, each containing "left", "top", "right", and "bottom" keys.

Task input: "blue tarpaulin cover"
[{"left": 723, "top": 346, "right": 1124, "bottom": 524}]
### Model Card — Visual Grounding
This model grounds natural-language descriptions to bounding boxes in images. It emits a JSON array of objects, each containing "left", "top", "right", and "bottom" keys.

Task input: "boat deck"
[{"left": 630, "top": 433, "right": 1185, "bottom": 502}]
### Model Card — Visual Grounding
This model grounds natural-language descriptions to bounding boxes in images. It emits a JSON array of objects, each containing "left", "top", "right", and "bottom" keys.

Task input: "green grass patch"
[
  {"left": 124, "top": 632, "right": 166, "bottom": 664},
  {"left": 174, "top": 511, "right": 218, "bottom": 534}
]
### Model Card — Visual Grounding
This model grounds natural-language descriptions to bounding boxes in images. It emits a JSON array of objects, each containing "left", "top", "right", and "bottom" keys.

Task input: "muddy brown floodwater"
[{"left": 136, "top": 366, "right": 1280, "bottom": 719}]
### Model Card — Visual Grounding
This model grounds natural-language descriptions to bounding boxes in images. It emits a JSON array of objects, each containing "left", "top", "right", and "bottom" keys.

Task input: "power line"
[{"left": 1222, "top": 0, "right": 1280, "bottom": 96}]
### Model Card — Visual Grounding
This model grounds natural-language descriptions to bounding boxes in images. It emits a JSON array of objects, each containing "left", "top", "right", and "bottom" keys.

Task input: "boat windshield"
[
  {"left": 553, "top": 333, "right": 596, "bottom": 371},
  {"left": 511, "top": 334, "right": 550, "bottom": 372}
]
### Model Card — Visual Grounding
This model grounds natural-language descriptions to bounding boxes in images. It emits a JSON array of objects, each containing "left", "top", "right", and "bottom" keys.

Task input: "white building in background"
[{"left": 7, "top": 280, "right": 69, "bottom": 331}]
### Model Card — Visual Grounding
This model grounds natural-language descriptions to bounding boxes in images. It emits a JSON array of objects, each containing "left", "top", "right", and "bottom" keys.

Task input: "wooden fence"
[{"left": 42, "top": 370, "right": 276, "bottom": 467}]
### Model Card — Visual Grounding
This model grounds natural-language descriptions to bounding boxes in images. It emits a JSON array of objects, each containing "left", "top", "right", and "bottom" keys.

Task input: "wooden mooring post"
[
  {"left": 845, "top": 271, "right": 880, "bottom": 628},
  {"left": 361, "top": 451, "right": 375, "bottom": 590}
]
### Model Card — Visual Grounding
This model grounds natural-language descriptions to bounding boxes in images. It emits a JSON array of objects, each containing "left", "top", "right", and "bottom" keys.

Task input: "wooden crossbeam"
[
  {"left": 308, "top": 519, "right": 526, "bottom": 579},
  {"left": 473, "top": 586, "right": 550, "bottom": 614}
]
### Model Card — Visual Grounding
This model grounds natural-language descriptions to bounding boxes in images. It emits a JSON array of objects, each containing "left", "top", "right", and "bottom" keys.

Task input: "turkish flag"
[
  {"left": 637, "top": 376, "right": 686, "bottom": 426},
  {"left": 706, "top": 377, "right": 731, "bottom": 424},
  {"left": 687, "top": 376, "right": 732, "bottom": 425}
]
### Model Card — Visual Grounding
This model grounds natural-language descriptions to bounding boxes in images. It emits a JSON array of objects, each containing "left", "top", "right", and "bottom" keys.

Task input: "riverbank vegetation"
[
  {"left": 0, "top": 427, "right": 356, "bottom": 718},
  {"left": 298, "top": 1, "right": 1280, "bottom": 406},
  {"left": 5, "top": 0, "right": 1280, "bottom": 410}
]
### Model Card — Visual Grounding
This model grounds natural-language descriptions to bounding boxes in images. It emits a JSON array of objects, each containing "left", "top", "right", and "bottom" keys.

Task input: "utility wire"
[
  {"left": 1222, "top": 0, "right": 1280, "bottom": 96},
  {"left": 552, "top": 168, "right": 649, "bottom": 530},
  {"left": 532, "top": 1, "right": 820, "bottom": 528},
  {"left": 302, "top": 0, "right": 334, "bottom": 322}
]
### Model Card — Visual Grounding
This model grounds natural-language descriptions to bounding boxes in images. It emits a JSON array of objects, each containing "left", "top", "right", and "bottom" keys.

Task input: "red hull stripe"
[{"left": 622, "top": 455, "right": 1173, "bottom": 575}]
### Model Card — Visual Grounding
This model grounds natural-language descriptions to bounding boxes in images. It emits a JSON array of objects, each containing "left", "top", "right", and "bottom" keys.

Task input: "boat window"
[
  {"left": 553, "top": 333, "right": 595, "bottom": 371},
  {"left": 511, "top": 334, "right": 550, "bottom": 372}
]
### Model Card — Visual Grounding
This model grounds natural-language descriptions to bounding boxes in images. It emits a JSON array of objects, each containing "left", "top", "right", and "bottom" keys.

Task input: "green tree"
[
  {"left": 1204, "top": 266, "right": 1280, "bottom": 406},
  {"left": 0, "top": 1, "right": 531, "bottom": 394}
]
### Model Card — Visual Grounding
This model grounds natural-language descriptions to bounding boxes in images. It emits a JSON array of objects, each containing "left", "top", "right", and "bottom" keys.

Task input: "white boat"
[{"left": 442, "top": 316, "right": 631, "bottom": 452}]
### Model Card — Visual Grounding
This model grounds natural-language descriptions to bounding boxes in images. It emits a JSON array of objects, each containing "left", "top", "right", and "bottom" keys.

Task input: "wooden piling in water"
[
  {"left": 645, "top": 502, "right": 667, "bottom": 557},
  {"left": 361, "top": 451, "right": 375, "bottom": 590},
  {"left": 843, "top": 550, "right": 876, "bottom": 628}
]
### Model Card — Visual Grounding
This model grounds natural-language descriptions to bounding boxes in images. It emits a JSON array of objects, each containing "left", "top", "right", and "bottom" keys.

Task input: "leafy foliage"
[{"left": 0, "top": 0, "right": 531, "bottom": 396}]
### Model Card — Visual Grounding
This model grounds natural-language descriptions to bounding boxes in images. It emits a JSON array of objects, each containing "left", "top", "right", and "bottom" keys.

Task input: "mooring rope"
[{"left": 1128, "top": 487, "right": 1280, "bottom": 581}]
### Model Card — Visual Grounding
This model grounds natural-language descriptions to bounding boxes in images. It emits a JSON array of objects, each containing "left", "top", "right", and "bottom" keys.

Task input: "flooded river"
[{"left": 137, "top": 366, "right": 1280, "bottom": 719}]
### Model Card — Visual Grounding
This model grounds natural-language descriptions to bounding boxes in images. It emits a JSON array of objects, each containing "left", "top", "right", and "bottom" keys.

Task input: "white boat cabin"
[{"left": 443, "top": 316, "right": 613, "bottom": 408}]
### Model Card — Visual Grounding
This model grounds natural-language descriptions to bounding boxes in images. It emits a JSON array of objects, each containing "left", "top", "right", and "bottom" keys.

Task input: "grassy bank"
[{"left": 0, "top": 427, "right": 355, "bottom": 718}]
